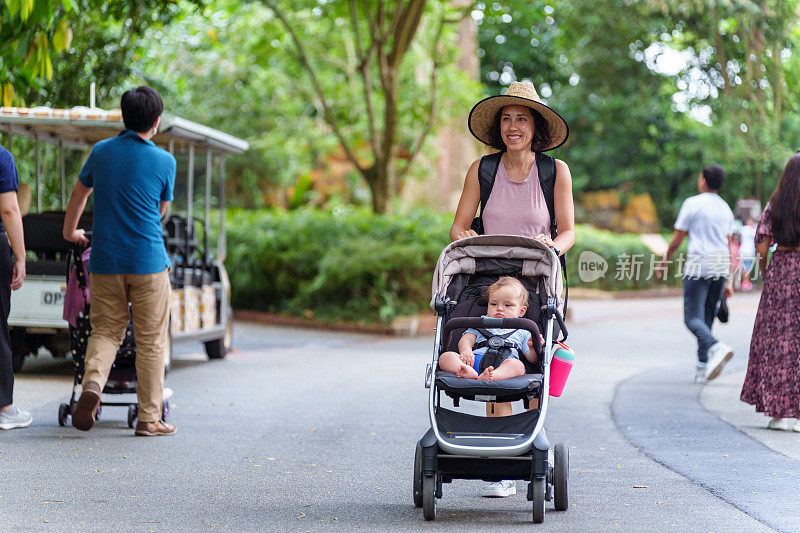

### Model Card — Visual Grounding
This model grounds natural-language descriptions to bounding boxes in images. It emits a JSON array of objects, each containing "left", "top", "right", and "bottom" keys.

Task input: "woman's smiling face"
[{"left": 500, "top": 105, "right": 535, "bottom": 151}]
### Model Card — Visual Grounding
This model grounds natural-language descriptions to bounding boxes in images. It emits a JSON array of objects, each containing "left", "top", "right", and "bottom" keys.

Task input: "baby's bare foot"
[
  {"left": 478, "top": 366, "right": 495, "bottom": 381},
  {"left": 457, "top": 364, "right": 479, "bottom": 379}
]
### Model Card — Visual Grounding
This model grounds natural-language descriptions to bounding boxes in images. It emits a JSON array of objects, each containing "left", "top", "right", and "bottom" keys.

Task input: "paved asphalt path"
[{"left": 0, "top": 295, "right": 793, "bottom": 531}]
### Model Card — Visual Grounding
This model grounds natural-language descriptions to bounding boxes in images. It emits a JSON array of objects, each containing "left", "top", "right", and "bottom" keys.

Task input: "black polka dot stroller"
[{"left": 57, "top": 243, "right": 169, "bottom": 428}]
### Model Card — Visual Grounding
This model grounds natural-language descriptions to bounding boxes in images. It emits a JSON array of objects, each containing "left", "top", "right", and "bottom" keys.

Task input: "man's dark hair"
[
  {"left": 702, "top": 164, "right": 726, "bottom": 191},
  {"left": 121, "top": 86, "right": 163, "bottom": 133},
  {"left": 487, "top": 106, "right": 551, "bottom": 152},
  {"left": 769, "top": 153, "right": 800, "bottom": 247}
]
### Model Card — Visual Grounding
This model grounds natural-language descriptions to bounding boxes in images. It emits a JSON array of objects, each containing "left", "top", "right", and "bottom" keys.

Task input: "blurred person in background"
[{"left": 739, "top": 217, "right": 757, "bottom": 291}]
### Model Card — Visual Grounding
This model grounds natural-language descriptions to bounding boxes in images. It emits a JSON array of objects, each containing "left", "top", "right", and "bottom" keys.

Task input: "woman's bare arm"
[
  {"left": 552, "top": 159, "right": 575, "bottom": 255},
  {"left": 756, "top": 239, "right": 771, "bottom": 274},
  {"left": 449, "top": 159, "right": 482, "bottom": 241}
]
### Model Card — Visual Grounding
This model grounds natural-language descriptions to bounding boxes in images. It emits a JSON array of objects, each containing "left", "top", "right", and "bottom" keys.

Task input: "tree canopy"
[{"left": 11, "top": 0, "right": 800, "bottom": 224}]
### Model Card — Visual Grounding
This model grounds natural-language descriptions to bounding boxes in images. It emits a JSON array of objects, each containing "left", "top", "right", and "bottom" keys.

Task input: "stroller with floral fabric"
[{"left": 413, "top": 234, "right": 570, "bottom": 523}]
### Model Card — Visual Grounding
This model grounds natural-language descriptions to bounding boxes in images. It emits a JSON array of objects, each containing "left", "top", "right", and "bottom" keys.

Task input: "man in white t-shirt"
[{"left": 662, "top": 165, "right": 734, "bottom": 383}]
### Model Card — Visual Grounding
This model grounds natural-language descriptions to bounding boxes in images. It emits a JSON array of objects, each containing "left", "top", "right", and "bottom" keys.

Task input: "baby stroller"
[
  {"left": 413, "top": 234, "right": 570, "bottom": 523},
  {"left": 57, "top": 243, "right": 170, "bottom": 428}
]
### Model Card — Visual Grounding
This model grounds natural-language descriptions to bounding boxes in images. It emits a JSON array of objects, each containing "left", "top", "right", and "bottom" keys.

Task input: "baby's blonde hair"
[{"left": 487, "top": 276, "right": 529, "bottom": 307}]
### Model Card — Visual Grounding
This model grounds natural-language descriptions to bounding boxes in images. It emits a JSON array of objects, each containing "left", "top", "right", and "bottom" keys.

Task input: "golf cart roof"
[{"left": 0, "top": 106, "right": 249, "bottom": 154}]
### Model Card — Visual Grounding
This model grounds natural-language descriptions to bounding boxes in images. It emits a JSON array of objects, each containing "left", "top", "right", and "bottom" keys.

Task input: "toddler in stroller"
[
  {"left": 414, "top": 234, "right": 570, "bottom": 523},
  {"left": 438, "top": 277, "right": 542, "bottom": 381}
]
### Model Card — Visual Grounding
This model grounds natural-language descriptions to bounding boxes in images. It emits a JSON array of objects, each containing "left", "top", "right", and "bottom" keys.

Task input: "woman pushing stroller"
[{"left": 448, "top": 80, "right": 575, "bottom": 498}]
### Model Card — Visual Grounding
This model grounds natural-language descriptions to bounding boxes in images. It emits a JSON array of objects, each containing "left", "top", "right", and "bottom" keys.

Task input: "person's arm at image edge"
[
  {"left": 552, "top": 159, "right": 575, "bottom": 255},
  {"left": 755, "top": 239, "right": 771, "bottom": 274},
  {"left": 0, "top": 192, "right": 25, "bottom": 290},
  {"left": 449, "top": 160, "right": 481, "bottom": 241},
  {"left": 62, "top": 181, "right": 92, "bottom": 246}
]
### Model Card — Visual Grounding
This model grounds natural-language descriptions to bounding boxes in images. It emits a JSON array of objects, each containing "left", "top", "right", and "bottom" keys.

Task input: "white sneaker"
[
  {"left": 705, "top": 342, "right": 733, "bottom": 381},
  {"left": 694, "top": 364, "right": 708, "bottom": 384},
  {"left": 0, "top": 406, "right": 33, "bottom": 430},
  {"left": 481, "top": 480, "right": 516, "bottom": 497},
  {"left": 792, "top": 420, "right": 800, "bottom": 433},
  {"left": 767, "top": 417, "right": 789, "bottom": 431}
]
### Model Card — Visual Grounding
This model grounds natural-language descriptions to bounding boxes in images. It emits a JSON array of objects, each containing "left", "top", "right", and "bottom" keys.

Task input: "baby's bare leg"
[
  {"left": 480, "top": 358, "right": 525, "bottom": 381},
  {"left": 439, "top": 351, "right": 479, "bottom": 379}
]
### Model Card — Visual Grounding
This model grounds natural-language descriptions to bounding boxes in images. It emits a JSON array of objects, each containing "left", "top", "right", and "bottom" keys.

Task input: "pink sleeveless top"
[{"left": 482, "top": 156, "right": 551, "bottom": 237}]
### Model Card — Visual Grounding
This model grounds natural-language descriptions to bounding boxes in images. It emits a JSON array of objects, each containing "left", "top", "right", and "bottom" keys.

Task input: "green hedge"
[
  {"left": 564, "top": 225, "right": 684, "bottom": 291},
  {"left": 225, "top": 208, "right": 682, "bottom": 323},
  {"left": 225, "top": 207, "right": 451, "bottom": 323}
]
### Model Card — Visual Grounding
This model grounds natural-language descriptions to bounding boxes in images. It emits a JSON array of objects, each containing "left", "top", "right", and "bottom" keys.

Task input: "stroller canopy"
[{"left": 430, "top": 235, "right": 563, "bottom": 310}]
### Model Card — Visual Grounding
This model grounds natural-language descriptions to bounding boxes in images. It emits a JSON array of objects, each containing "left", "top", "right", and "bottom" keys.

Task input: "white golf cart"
[{"left": 0, "top": 106, "right": 248, "bottom": 373}]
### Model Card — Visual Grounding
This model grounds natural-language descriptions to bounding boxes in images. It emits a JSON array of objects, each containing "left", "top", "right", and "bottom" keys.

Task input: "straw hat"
[{"left": 468, "top": 81, "right": 569, "bottom": 152}]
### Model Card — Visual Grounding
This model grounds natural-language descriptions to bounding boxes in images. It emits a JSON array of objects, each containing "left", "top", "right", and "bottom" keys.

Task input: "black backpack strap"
[
  {"left": 471, "top": 152, "right": 503, "bottom": 234},
  {"left": 536, "top": 152, "right": 569, "bottom": 317},
  {"left": 536, "top": 152, "right": 557, "bottom": 238}
]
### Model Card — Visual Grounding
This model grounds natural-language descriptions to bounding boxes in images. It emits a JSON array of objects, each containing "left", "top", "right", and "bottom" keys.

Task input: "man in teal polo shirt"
[{"left": 63, "top": 86, "right": 177, "bottom": 436}]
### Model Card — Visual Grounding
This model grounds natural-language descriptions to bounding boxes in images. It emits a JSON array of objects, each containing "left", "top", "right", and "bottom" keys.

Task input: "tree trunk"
[{"left": 365, "top": 164, "right": 390, "bottom": 213}]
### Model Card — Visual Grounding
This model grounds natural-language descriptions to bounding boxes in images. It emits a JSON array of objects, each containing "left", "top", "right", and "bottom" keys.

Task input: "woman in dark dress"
[{"left": 740, "top": 153, "right": 800, "bottom": 432}]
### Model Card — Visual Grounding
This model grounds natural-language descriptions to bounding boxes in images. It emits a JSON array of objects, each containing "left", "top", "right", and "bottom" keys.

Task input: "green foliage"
[
  {"left": 475, "top": 0, "right": 800, "bottom": 227},
  {"left": 225, "top": 208, "right": 684, "bottom": 323},
  {"left": 565, "top": 225, "right": 684, "bottom": 291},
  {"left": 0, "top": 0, "right": 74, "bottom": 104},
  {"left": 135, "top": 0, "right": 481, "bottom": 212},
  {"left": 225, "top": 207, "right": 451, "bottom": 323},
  {"left": 29, "top": 0, "right": 202, "bottom": 108}
]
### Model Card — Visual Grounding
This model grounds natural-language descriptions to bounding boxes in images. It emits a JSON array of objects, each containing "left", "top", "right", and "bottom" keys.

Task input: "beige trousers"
[{"left": 83, "top": 270, "right": 170, "bottom": 423}]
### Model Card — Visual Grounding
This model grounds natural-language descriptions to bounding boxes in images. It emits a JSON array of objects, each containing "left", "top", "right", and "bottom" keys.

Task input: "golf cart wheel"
[
  {"left": 162, "top": 400, "right": 169, "bottom": 421},
  {"left": 205, "top": 316, "right": 232, "bottom": 360},
  {"left": 553, "top": 443, "right": 569, "bottom": 511},
  {"left": 58, "top": 403, "right": 70, "bottom": 427},
  {"left": 422, "top": 474, "right": 436, "bottom": 521},
  {"left": 532, "top": 477, "right": 545, "bottom": 523},
  {"left": 413, "top": 441, "right": 423, "bottom": 508},
  {"left": 127, "top": 405, "right": 138, "bottom": 428}
]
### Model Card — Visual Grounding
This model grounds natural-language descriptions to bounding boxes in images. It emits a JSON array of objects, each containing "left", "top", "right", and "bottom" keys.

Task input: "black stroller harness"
[{"left": 473, "top": 328, "right": 524, "bottom": 374}]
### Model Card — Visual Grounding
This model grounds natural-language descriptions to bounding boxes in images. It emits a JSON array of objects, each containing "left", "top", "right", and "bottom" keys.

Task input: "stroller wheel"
[
  {"left": 58, "top": 403, "right": 70, "bottom": 427},
  {"left": 553, "top": 443, "right": 569, "bottom": 511},
  {"left": 127, "top": 405, "right": 138, "bottom": 428},
  {"left": 422, "top": 474, "right": 436, "bottom": 521},
  {"left": 413, "top": 441, "right": 423, "bottom": 508},
  {"left": 532, "top": 477, "right": 545, "bottom": 523},
  {"left": 162, "top": 400, "right": 169, "bottom": 421}
]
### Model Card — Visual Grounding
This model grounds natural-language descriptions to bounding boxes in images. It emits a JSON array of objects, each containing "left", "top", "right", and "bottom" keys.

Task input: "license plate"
[{"left": 41, "top": 290, "right": 65, "bottom": 306}]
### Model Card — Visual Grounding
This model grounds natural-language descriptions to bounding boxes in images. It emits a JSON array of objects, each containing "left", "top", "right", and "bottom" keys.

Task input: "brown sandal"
[{"left": 135, "top": 420, "right": 177, "bottom": 437}]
